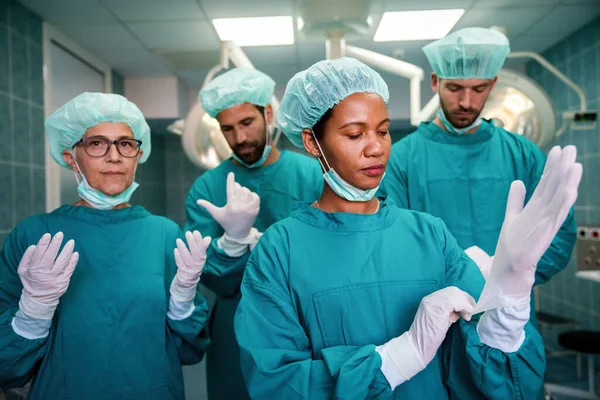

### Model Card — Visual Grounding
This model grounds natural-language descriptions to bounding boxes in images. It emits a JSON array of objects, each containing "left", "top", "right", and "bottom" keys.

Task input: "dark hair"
[
  {"left": 254, "top": 105, "right": 265, "bottom": 115},
  {"left": 311, "top": 107, "right": 334, "bottom": 141}
]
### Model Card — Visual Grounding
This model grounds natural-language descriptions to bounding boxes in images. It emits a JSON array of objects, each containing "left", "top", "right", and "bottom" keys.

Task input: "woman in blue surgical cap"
[
  {"left": 0, "top": 93, "right": 210, "bottom": 399},
  {"left": 234, "top": 58, "right": 581, "bottom": 399}
]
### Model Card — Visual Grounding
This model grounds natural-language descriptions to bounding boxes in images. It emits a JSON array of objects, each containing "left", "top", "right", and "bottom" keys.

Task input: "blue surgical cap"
[
  {"left": 277, "top": 57, "right": 389, "bottom": 148},
  {"left": 45, "top": 92, "right": 151, "bottom": 168},
  {"left": 423, "top": 27, "right": 510, "bottom": 79},
  {"left": 200, "top": 68, "right": 276, "bottom": 118}
]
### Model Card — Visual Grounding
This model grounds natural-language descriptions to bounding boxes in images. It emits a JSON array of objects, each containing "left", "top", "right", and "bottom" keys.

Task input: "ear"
[
  {"left": 302, "top": 129, "right": 320, "bottom": 158},
  {"left": 431, "top": 73, "right": 439, "bottom": 94},
  {"left": 265, "top": 104, "right": 273, "bottom": 125},
  {"left": 62, "top": 149, "right": 79, "bottom": 172},
  {"left": 489, "top": 76, "right": 498, "bottom": 91}
]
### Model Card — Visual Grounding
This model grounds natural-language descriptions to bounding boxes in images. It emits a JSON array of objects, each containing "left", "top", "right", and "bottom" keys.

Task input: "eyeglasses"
[{"left": 73, "top": 136, "right": 142, "bottom": 158}]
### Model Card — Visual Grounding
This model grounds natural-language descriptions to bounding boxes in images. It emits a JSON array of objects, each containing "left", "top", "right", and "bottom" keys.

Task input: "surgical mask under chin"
[
  {"left": 72, "top": 154, "right": 139, "bottom": 210},
  {"left": 231, "top": 110, "right": 272, "bottom": 169},
  {"left": 311, "top": 131, "right": 383, "bottom": 202},
  {"left": 437, "top": 109, "right": 482, "bottom": 135}
]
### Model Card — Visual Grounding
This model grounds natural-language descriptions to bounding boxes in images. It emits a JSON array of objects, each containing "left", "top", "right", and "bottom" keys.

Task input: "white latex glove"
[
  {"left": 197, "top": 172, "right": 260, "bottom": 241},
  {"left": 171, "top": 230, "right": 212, "bottom": 302},
  {"left": 474, "top": 146, "right": 582, "bottom": 313},
  {"left": 17, "top": 232, "right": 79, "bottom": 319},
  {"left": 464, "top": 246, "right": 494, "bottom": 280},
  {"left": 376, "top": 287, "right": 475, "bottom": 389}
]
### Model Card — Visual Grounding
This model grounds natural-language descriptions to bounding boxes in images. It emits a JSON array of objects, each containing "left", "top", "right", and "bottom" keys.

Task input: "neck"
[
  {"left": 434, "top": 115, "right": 480, "bottom": 135},
  {"left": 262, "top": 145, "right": 280, "bottom": 167},
  {"left": 315, "top": 184, "right": 379, "bottom": 214},
  {"left": 73, "top": 199, "right": 130, "bottom": 209}
]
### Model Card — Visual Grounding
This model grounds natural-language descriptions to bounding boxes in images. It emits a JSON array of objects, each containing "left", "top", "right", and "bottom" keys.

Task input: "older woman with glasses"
[{"left": 0, "top": 93, "right": 211, "bottom": 399}]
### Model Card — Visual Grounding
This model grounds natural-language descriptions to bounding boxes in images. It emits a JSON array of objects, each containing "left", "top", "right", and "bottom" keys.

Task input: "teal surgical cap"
[
  {"left": 277, "top": 57, "right": 389, "bottom": 148},
  {"left": 45, "top": 92, "right": 151, "bottom": 168},
  {"left": 423, "top": 27, "right": 510, "bottom": 79},
  {"left": 199, "top": 67, "right": 276, "bottom": 118}
]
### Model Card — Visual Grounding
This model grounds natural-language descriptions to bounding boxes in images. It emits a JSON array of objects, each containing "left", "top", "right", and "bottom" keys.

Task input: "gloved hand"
[
  {"left": 197, "top": 172, "right": 260, "bottom": 241},
  {"left": 170, "top": 230, "right": 212, "bottom": 302},
  {"left": 376, "top": 287, "right": 475, "bottom": 389},
  {"left": 474, "top": 145, "right": 582, "bottom": 314},
  {"left": 17, "top": 232, "right": 79, "bottom": 319}
]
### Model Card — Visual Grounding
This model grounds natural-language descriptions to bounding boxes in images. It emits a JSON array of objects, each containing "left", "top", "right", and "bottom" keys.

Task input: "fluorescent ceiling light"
[
  {"left": 374, "top": 9, "right": 465, "bottom": 42},
  {"left": 212, "top": 16, "right": 294, "bottom": 46}
]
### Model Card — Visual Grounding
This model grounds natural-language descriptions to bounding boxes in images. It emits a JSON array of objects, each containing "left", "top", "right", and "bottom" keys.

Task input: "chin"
[{"left": 100, "top": 184, "right": 129, "bottom": 196}]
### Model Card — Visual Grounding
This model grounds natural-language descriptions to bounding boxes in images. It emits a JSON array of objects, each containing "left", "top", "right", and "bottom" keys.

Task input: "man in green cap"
[
  {"left": 381, "top": 27, "right": 576, "bottom": 327},
  {"left": 184, "top": 67, "right": 322, "bottom": 400}
]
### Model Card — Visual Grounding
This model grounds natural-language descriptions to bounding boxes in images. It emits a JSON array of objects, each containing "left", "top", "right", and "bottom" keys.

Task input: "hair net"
[
  {"left": 423, "top": 27, "right": 510, "bottom": 79},
  {"left": 277, "top": 57, "right": 389, "bottom": 148},
  {"left": 45, "top": 92, "right": 151, "bottom": 168},
  {"left": 199, "top": 68, "right": 276, "bottom": 118}
]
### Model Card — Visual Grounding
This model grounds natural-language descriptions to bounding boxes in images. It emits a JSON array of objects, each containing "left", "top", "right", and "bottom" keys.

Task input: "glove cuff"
[
  {"left": 477, "top": 304, "right": 529, "bottom": 352},
  {"left": 375, "top": 332, "right": 425, "bottom": 390},
  {"left": 19, "top": 291, "right": 58, "bottom": 320},
  {"left": 170, "top": 276, "right": 198, "bottom": 303},
  {"left": 218, "top": 228, "right": 260, "bottom": 257}
]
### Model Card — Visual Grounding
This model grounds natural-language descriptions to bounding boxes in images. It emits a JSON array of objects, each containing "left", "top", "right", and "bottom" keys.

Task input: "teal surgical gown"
[
  {"left": 380, "top": 120, "right": 577, "bottom": 325},
  {"left": 0, "top": 205, "right": 210, "bottom": 400},
  {"left": 184, "top": 150, "right": 323, "bottom": 400},
  {"left": 234, "top": 201, "right": 546, "bottom": 399}
]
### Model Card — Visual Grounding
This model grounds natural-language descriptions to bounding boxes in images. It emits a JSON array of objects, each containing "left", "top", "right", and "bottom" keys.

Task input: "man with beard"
[
  {"left": 381, "top": 27, "right": 576, "bottom": 328},
  {"left": 184, "top": 67, "right": 322, "bottom": 400}
]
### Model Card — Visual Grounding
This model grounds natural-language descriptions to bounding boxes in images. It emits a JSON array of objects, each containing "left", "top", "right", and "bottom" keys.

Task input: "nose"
[
  {"left": 233, "top": 127, "right": 247, "bottom": 144},
  {"left": 459, "top": 90, "right": 472, "bottom": 110},
  {"left": 106, "top": 142, "right": 122, "bottom": 162},
  {"left": 364, "top": 132, "right": 385, "bottom": 158}
]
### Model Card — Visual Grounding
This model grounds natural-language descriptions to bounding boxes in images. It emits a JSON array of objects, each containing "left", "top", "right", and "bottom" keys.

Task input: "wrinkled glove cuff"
[
  {"left": 376, "top": 332, "right": 425, "bottom": 390},
  {"left": 19, "top": 291, "right": 58, "bottom": 320},
  {"left": 12, "top": 309, "right": 52, "bottom": 340},
  {"left": 167, "top": 296, "right": 195, "bottom": 321},
  {"left": 477, "top": 304, "right": 529, "bottom": 353},
  {"left": 218, "top": 228, "right": 260, "bottom": 257},
  {"left": 170, "top": 276, "right": 198, "bottom": 303}
]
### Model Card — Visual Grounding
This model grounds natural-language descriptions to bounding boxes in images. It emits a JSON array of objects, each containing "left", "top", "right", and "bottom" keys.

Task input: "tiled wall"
[
  {"left": 165, "top": 134, "right": 204, "bottom": 227},
  {"left": 131, "top": 134, "right": 168, "bottom": 216},
  {"left": 0, "top": 0, "right": 44, "bottom": 247},
  {"left": 526, "top": 17, "right": 600, "bottom": 346}
]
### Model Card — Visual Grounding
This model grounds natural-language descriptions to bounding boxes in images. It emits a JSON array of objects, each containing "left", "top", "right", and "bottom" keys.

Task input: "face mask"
[
  {"left": 311, "top": 131, "right": 383, "bottom": 202},
  {"left": 231, "top": 110, "right": 272, "bottom": 169},
  {"left": 72, "top": 153, "right": 139, "bottom": 210},
  {"left": 437, "top": 109, "right": 482, "bottom": 135}
]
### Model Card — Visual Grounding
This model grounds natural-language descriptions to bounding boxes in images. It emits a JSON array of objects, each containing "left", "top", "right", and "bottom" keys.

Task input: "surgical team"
[{"left": 0, "top": 27, "right": 582, "bottom": 399}]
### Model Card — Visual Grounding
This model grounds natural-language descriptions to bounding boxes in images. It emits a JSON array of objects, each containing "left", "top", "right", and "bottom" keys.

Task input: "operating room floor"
[{"left": 545, "top": 354, "right": 600, "bottom": 400}]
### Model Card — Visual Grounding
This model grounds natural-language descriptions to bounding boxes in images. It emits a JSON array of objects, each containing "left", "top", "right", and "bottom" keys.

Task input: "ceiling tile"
[
  {"left": 382, "top": 0, "right": 476, "bottom": 11},
  {"left": 452, "top": 7, "right": 553, "bottom": 38},
  {"left": 509, "top": 33, "right": 565, "bottom": 53},
  {"left": 525, "top": 5, "right": 600, "bottom": 35},
  {"left": 243, "top": 46, "right": 298, "bottom": 68},
  {"left": 96, "top": 49, "right": 172, "bottom": 75},
  {"left": 296, "top": 43, "right": 326, "bottom": 67},
  {"left": 127, "top": 20, "right": 219, "bottom": 50},
  {"left": 200, "top": 0, "right": 295, "bottom": 19},
  {"left": 18, "top": 0, "right": 116, "bottom": 25},
  {"left": 256, "top": 63, "right": 299, "bottom": 87},
  {"left": 473, "top": 0, "right": 561, "bottom": 7},
  {"left": 102, "top": 0, "right": 206, "bottom": 22},
  {"left": 59, "top": 24, "right": 144, "bottom": 51}
]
